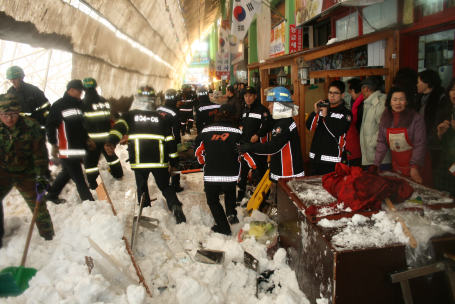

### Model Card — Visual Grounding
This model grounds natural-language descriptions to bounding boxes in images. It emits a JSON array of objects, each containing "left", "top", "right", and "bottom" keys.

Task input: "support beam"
[
  {"left": 309, "top": 68, "right": 388, "bottom": 79},
  {"left": 284, "top": 0, "right": 295, "bottom": 55}
]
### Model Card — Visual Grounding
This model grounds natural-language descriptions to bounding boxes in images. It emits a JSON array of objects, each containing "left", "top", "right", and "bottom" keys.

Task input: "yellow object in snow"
[
  {"left": 247, "top": 169, "right": 272, "bottom": 216},
  {"left": 249, "top": 226, "right": 265, "bottom": 238}
]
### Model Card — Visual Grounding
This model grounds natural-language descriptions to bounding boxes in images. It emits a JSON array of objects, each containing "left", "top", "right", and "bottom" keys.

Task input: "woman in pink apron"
[{"left": 373, "top": 86, "right": 433, "bottom": 187}]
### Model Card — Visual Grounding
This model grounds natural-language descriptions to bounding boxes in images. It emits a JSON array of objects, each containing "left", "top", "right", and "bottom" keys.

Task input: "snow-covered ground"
[{"left": 1, "top": 142, "right": 310, "bottom": 304}]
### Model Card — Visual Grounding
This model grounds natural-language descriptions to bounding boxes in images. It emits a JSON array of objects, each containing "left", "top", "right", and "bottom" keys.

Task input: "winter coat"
[
  {"left": 80, "top": 89, "right": 111, "bottom": 140},
  {"left": 414, "top": 86, "right": 448, "bottom": 137},
  {"left": 306, "top": 102, "right": 352, "bottom": 165},
  {"left": 239, "top": 98, "right": 272, "bottom": 143},
  {"left": 226, "top": 94, "right": 243, "bottom": 121},
  {"left": 359, "top": 90, "right": 391, "bottom": 165},
  {"left": 195, "top": 122, "right": 256, "bottom": 185},
  {"left": 252, "top": 117, "right": 305, "bottom": 182},
  {"left": 0, "top": 116, "right": 47, "bottom": 175},
  {"left": 345, "top": 94, "right": 364, "bottom": 160},
  {"left": 374, "top": 107, "right": 426, "bottom": 168},
  {"left": 195, "top": 96, "right": 221, "bottom": 134},
  {"left": 8, "top": 82, "right": 50, "bottom": 127},
  {"left": 157, "top": 100, "right": 181, "bottom": 144},
  {"left": 46, "top": 92, "right": 89, "bottom": 158},
  {"left": 106, "top": 109, "right": 178, "bottom": 169}
]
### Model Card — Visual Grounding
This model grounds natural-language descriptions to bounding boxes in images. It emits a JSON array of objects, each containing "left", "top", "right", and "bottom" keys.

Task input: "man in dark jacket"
[
  {"left": 195, "top": 86, "right": 221, "bottom": 134},
  {"left": 226, "top": 85, "right": 243, "bottom": 123},
  {"left": 180, "top": 84, "right": 196, "bottom": 136},
  {"left": 195, "top": 104, "right": 256, "bottom": 235},
  {"left": 0, "top": 94, "right": 54, "bottom": 247},
  {"left": 45, "top": 80, "right": 96, "bottom": 203},
  {"left": 6, "top": 66, "right": 50, "bottom": 129},
  {"left": 81, "top": 77, "right": 123, "bottom": 189},
  {"left": 237, "top": 86, "right": 272, "bottom": 202},
  {"left": 306, "top": 80, "right": 352, "bottom": 175},
  {"left": 157, "top": 89, "right": 184, "bottom": 192},
  {"left": 104, "top": 89, "right": 186, "bottom": 224}
]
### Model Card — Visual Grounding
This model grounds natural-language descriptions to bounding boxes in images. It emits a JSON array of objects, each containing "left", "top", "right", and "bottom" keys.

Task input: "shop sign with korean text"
[
  {"left": 289, "top": 25, "right": 303, "bottom": 53},
  {"left": 271, "top": 21, "right": 285, "bottom": 58},
  {"left": 216, "top": 52, "right": 230, "bottom": 79}
]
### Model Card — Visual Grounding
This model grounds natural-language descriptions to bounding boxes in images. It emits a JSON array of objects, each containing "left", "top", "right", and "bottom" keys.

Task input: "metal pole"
[{"left": 42, "top": 49, "right": 52, "bottom": 93}]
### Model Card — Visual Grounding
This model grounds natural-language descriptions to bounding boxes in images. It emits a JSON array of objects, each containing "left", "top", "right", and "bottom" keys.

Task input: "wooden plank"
[
  {"left": 303, "top": 30, "right": 394, "bottom": 61},
  {"left": 309, "top": 68, "right": 388, "bottom": 79},
  {"left": 259, "top": 59, "right": 293, "bottom": 71},
  {"left": 260, "top": 69, "right": 269, "bottom": 105}
]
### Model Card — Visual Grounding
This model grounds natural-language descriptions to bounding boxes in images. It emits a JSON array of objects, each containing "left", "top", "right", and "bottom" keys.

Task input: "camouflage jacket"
[{"left": 0, "top": 116, "right": 47, "bottom": 176}]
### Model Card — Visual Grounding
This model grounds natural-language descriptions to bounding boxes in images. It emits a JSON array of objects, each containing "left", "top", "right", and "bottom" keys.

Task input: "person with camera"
[
  {"left": 428, "top": 77, "right": 455, "bottom": 196},
  {"left": 306, "top": 80, "right": 352, "bottom": 175}
]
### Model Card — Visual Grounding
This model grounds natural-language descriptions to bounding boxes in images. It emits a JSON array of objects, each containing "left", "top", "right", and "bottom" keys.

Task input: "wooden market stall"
[{"left": 247, "top": 29, "right": 400, "bottom": 174}]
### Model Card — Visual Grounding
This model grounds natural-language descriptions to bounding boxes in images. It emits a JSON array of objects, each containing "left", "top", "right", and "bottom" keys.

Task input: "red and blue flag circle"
[
  {"left": 219, "top": 38, "right": 225, "bottom": 47},
  {"left": 234, "top": 6, "right": 246, "bottom": 22}
]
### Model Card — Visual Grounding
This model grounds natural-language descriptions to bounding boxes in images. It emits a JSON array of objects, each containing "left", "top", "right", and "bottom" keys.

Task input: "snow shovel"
[
  {"left": 247, "top": 169, "right": 272, "bottom": 215},
  {"left": 131, "top": 193, "right": 158, "bottom": 251},
  {"left": 194, "top": 249, "right": 225, "bottom": 264},
  {"left": 0, "top": 184, "right": 47, "bottom": 297}
]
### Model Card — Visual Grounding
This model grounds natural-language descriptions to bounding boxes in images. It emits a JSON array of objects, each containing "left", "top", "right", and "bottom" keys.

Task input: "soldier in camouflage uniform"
[{"left": 0, "top": 94, "right": 54, "bottom": 248}]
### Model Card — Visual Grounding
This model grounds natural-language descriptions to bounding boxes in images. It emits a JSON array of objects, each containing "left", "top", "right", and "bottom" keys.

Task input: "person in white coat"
[{"left": 359, "top": 77, "right": 392, "bottom": 168}]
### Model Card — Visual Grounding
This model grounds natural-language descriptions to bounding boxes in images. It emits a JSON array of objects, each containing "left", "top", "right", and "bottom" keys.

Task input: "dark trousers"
[
  {"left": 84, "top": 139, "right": 123, "bottom": 189},
  {"left": 171, "top": 174, "right": 180, "bottom": 187},
  {"left": 348, "top": 157, "right": 362, "bottom": 167},
  {"left": 238, "top": 154, "right": 267, "bottom": 191},
  {"left": 205, "top": 183, "right": 236, "bottom": 234},
  {"left": 310, "top": 161, "right": 336, "bottom": 176},
  {"left": 1, "top": 171, "right": 54, "bottom": 241},
  {"left": 180, "top": 111, "right": 194, "bottom": 134},
  {"left": 47, "top": 158, "right": 94, "bottom": 201},
  {"left": 134, "top": 168, "right": 181, "bottom": 209}
]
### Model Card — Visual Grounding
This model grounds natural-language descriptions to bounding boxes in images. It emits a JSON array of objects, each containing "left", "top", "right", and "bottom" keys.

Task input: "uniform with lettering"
[
  {"left": 81, "top": 80, "right": 123, "bottom": 189},
  {"left": 195, "top": 105, "right": 256, "bottom": 235},
  {"left": 306, "top": 101, "right": 352, "bottom": 175},
  {"left": 106, "top": 102, "right": 186, "bottom": 223},
  {"left": 195, "top": 87, "right": 221, "bottom": 134}
]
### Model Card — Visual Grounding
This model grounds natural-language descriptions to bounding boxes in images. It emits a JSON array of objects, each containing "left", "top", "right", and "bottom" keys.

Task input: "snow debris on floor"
[{"left": 1, "top": 144, "right": 309, "bottom": 304}]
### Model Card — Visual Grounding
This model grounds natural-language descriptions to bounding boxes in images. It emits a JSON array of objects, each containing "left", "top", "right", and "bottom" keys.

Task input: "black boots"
[
  {"left": 172, "top": 205, "right": 186, "bottom": 224},
  {"left": 227, "top": 214, "right": 239, "bottom": 225}
]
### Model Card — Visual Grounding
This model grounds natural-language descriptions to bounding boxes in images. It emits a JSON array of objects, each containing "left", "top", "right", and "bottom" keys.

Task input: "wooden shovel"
[{"left": 385, "top": 198, "right": 418, "bottom": 248}]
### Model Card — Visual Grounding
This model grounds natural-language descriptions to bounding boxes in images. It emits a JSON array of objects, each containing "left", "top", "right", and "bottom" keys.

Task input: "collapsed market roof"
[{"left": 0, "top": 0, "right": 219, "bottom": 98}]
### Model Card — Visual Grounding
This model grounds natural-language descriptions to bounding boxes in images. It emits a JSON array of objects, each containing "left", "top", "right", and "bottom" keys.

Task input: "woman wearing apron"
[{"left": 373, "top": 86, "right": 433, "bottom": 187}]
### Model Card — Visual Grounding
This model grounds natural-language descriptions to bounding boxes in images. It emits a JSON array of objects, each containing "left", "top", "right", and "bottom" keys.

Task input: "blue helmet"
[{"left": 266, "top": 87, "right": 293, "bottom": 102}]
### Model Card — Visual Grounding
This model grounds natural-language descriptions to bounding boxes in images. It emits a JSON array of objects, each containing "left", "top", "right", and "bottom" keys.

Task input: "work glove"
[
  {"left": 36, "top": 175, "right": 51, "bottom": 193},
  {"left": 51, "top": 144, "right": 59, "bottom": 159},
  {"left": 252, "top": 169, "right": 262, "bottom": 185},
  {"left": 235, "top": 143, "right": 252, "bottom": 155},
  {"left": 87, "top": 138, "right": 97, "bottom": 151}
]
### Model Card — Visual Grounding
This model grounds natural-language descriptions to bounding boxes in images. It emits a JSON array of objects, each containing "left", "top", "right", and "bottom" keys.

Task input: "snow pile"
[
  {"left": 287, "top": 178, "right": 336, "bottom": 207},
  {"left": 319, "top": 211, "right": 410, "bottom": 251},
  {"left": 1, "top": 143, "right": 309, "bottom": 303}
]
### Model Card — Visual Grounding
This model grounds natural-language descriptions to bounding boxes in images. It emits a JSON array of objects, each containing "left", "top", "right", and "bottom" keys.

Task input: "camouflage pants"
[{"left": 0, "top": 171, "right": 54, "bottom": 240}]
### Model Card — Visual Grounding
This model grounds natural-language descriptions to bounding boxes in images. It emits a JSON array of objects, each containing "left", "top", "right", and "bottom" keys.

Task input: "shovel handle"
[
  {"left": 21, "top": 200, "right": 41, "bottom": 266},
  {"left": 385, "top": 198, "right": 418, "bottom": 249},
  {"left": 172, "top": 168, "right": 203, "bottom": 174}
]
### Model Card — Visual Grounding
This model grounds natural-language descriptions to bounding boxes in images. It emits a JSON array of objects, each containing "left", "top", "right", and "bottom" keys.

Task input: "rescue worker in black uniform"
[
  {"left": 236, "top": 87, "right": 305, "bottom": 210},
  {"left": 237, "top": 86, "right": 272, "bottom": 202},
  {"left": 6, "top": 66, "right": 50, "bottom": 129},
  {"left": 195, "top": 86, "right": 221, "bottom": 135},
  {"left": 104, "top": 87, "right": 186, "bottom": 224},
  {"left": 81, "top": 77, "right": 123, "bottom": 189},
  {"left": 45, "top": 80, "right": 96, "bottom": 203},
  {"left": 195, "top": 104, "right": 257, "bottom": 235},
  {"left": 157, "top": 89, "right": 184, "bottom": 192},
  {"left": 179, "top": 84, "right": 196, "bottom": 136},
  {"left": 306, "top": 80, "right": 352, "bottom": 175}
]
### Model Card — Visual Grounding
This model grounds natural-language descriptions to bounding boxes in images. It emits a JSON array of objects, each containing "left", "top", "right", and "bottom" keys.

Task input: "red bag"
[{"left": 306, "top": 163, "right": 414, "bottom": 216}]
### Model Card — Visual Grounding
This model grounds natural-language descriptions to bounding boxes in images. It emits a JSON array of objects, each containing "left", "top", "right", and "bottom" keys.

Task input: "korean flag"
[{"left": 231, "top": 0, "right": 262, "bottom": 41}]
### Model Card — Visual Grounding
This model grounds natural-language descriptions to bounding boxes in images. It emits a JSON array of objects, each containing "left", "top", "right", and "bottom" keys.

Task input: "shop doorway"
[{"left": 418, "top": 29, "right": 454, "bottom": 89}]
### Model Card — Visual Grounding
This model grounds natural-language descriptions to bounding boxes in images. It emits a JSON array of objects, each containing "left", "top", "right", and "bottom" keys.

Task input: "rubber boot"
[
  {"left": 227, "top": 214, "right": 239, "bottom": 225},
  {"left": 172, "top": 205, "right": 186, "bottom": 224},
  {"left": 211, "top": 224, "right": 231, "bottom": 236}
]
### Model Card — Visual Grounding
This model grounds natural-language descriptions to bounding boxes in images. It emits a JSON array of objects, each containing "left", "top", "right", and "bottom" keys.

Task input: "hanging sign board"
[
  {"left": 270, "top": 21, "right": 286, "bottom": 58},
  {"left": 216, "top": 52, "right": 230, "bottom": 79},
  {"left": 289, "top": 25, "right": 303, "bottom": 53}
]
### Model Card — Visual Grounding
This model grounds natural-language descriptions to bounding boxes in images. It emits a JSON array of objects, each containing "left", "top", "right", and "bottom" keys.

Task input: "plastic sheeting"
[
  {"left": 0, "top": 0, "right": 218, "bottom": 99},
  {"left": 256, "top": 3, "right": 271, "bottom": 62}
]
